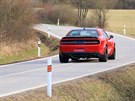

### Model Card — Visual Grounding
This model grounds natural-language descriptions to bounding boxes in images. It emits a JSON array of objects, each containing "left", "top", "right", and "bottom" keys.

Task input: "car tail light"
[
  {"left": 83, "top": 40, "right": 100, "bottom": 44},
  {"left": 60, "top": 40, "right": 76, "bottom": 45},
  {"left": 60, "top": 40, "right": 100, "bottom": 45}
]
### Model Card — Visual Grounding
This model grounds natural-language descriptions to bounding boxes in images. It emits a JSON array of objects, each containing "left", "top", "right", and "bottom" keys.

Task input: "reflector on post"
[{"left": 47, "top": 65, "right": 52, "bottom": 72}]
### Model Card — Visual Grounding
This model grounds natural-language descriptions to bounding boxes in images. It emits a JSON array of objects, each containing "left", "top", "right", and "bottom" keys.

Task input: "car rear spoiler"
[{"left": 62, "top": 36, "right": 98, "bottom": 39}]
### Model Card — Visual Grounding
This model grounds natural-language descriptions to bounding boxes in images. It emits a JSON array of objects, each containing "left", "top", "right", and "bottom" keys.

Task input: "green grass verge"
[
  {"left": 107, "top": 10, "right": 135, "bottom": 37},
  {"left": 0, "top": 44, "right": 49, "bottom": 64},
  {"left": 1, "top": 63, "right": 135, "bottom": 101}
]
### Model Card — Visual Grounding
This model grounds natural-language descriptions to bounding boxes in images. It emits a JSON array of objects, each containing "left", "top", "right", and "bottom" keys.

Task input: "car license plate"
[{"left": 74, "top": 49, "right": 85, "bottom": 52}]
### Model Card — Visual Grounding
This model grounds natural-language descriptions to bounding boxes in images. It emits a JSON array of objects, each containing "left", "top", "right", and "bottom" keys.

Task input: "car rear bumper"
[
  {"left": 59, "top": 44, "right": 105, "bottom": 55},
  {"left": 60, "top": 52, "right": 103, "bottom": 58}
]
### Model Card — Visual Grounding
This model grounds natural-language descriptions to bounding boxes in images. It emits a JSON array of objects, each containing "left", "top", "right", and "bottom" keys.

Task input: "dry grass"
[
  {"left": 1, "top": 63, "right": 135, "bottom": 101},
  {"left": 0, "top": 31, "right": 59, "bottom": 65},
  {"left": 0, "top": 40, "right": 36, "bottom": 56}
]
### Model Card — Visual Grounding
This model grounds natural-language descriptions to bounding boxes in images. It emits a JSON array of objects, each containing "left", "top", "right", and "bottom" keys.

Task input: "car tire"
[
  {"left": 59, "top": 53, "right": 69, "bottom": 63},
  {"left": 108, "top": 47, "right": 116, "bottom": 60},
  {"left": 99, "top": 48, "right": 108, "bottom": 62}
]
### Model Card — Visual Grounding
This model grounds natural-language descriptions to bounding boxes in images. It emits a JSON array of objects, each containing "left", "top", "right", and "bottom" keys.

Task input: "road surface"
[{"left": 0, "top": 24, "right": 135, "bottom": 97}]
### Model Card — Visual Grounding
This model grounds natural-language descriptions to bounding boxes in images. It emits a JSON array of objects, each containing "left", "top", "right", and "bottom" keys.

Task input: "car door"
[{"left": 102, "top": 30, "right": 112, "bottom": 55}]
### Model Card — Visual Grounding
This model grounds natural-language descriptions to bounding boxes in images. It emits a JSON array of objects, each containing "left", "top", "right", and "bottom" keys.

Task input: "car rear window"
[{"left": 67, "top": 30, "right": 99, "bottom": 37}]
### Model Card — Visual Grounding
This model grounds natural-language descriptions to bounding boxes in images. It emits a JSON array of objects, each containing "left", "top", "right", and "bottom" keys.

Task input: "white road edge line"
[
  {"left": 33, "top": 26, "right": 62, "bottom": 39},
  {"left": 0, "top": 61, "right": 135, "bottom": 98},
  {"left": 107, "top": 31, "right": 135, "bottom": 41},
  {"left": 0, "top": 55, "right": 58, "bottom": 68}
]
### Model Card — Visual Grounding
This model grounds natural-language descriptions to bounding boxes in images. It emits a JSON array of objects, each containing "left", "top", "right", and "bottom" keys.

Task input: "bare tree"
[
  {"left": 92, "top": 0, "right": 115, "bottom": 28},
  {"left": 70, "top": 0, "right": 93, "bottom": 25}
]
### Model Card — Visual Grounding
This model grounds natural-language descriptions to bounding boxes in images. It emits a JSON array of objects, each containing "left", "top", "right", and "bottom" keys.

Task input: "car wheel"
[
  {"left": 108, "top": 47, "right": 116, "bottom": 60},
  {"left": 59, "top": 53, "right": 69, "bottom": 63},
  {"left": 99, "top": 48, "right": 108, "bottom": 62}
]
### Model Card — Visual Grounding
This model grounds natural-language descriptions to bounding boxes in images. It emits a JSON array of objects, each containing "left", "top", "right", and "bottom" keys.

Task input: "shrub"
[
  {"left": 36, "top": 4, "right": 77, "bottom": 25},
  {"left": 0, "top": 0, "right": 36, "bottom": 43},
  {"left": 78, "top": 18, "right": 97, "bottom": 28},
  {"left": 78, "top": 10, "right": 109, "bottom": 29}
]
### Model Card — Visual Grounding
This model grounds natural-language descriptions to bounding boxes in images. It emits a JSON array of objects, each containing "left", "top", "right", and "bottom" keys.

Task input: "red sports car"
[{"left": 59, "top": 28, "right": 116, "bottom": 63}]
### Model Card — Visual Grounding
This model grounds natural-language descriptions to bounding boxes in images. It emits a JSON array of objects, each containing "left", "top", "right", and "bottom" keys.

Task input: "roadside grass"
[
  {"left": 107, "top": 10, "right": 135, "bottom": 37},
  {"left": 1, "top": 63, "right": 135, "bottom": 101},
  {"left": 86, "top": 10, "right": 135, "bottom": 38},
  {"left": 0, "top": 31, "right": 59, "bottom": 65},
  {"left": 0, "top": 43, "right": 49, "bottom": 64}
]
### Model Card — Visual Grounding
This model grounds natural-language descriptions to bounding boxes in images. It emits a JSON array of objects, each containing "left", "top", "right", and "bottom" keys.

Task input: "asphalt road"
[{"left": 0, "top": 24, "right": 135, "bottom": 97}]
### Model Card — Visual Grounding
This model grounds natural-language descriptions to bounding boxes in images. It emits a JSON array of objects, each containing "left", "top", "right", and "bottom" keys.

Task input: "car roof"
[{"left": 70, "top": 28, "right": 101, "bottom": 31}]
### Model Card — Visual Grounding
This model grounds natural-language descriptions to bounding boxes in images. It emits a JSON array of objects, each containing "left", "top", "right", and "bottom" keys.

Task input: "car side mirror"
[{"left": 110, "top": 35, "right": 114, "bottom": 39}]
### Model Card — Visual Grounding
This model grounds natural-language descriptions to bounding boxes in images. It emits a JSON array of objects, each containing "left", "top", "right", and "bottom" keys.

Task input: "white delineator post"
[
  {"left": 57, "top": 19, "right": 59, "bottom": 26},
  {"left": 47, "top": 57, "right": 52, "bottom": 97},
  {"left": 38, "top": 41, "right": 41, "bottom": 57},
  {"left": 48, "top": 27, "right": 50, "bottom": 38},
  {"left": 123, "top": 25, "right": 126, "bottom": 35}
]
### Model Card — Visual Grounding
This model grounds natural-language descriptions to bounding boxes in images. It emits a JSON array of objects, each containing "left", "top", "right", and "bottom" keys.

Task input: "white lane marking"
[
  {"left": 0, "top": 61, "right": 135, "bottom": 98},
  {"left": 0, "top": 68, "right": 45, "bottom": 78},
  {"left": 0, "top": 55, "right": 58, "bottom": 68},
  {"left": 0, "top": 63, "right": 73, "bottom": 77}
]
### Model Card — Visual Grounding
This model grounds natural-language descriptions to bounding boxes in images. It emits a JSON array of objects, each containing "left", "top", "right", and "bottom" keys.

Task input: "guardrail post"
[
  {"left": 47, "top": 57, "right": 52, "bottom": 97},
  {"left": 48, "top": 27, "right": 50, "bottom": 38},
  {"left": 38, "top": 41, "right": 41, "bottom": 57},
  {"left": 57, "top": 19, "right": 59, "bottom": 26},
  {"left": 123, "top": 25, "right": 126, "bottom": 35}
]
